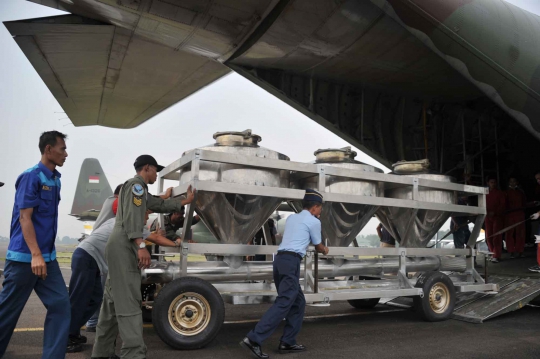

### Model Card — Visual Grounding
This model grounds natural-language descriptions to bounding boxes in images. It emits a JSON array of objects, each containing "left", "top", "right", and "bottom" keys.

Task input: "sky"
[{"left": 1, "top": 0, "right": 539, "bottom": 239}]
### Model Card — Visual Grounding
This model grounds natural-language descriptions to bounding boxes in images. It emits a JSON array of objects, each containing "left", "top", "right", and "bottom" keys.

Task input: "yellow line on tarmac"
[
  {"left": 14, "top": 325, "right": 154, "bottom": 332},
  {"left": 12, "top": 309, "right": 404, "bottom": 332},
  {"left": 13, "top": 328, "right": 47, "bottom": 332}
]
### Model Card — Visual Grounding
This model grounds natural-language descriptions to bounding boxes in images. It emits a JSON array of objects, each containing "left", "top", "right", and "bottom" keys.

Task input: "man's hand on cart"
[
  {"left": 315, "top": 243, "right": 329, "bottom": 255},
  {"left": 185, "top": 185, "right": 196, "bottom": 204}
]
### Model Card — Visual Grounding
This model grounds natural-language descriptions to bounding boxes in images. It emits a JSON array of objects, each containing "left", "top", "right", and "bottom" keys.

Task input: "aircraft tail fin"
[{"left": 70, "top": 158, "right": 113, "bottom": 217}]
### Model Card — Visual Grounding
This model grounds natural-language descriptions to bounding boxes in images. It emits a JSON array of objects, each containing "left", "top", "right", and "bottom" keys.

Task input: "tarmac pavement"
[
  {"left": 2, "top": 283, "right": 540, "bottom": 359},
  {"left": 2, "top": 244, "right": 540, "bottom": 358}
]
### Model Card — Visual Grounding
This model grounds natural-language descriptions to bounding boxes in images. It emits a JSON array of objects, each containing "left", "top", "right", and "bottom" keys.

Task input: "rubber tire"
[
  {"left": 347, "top": 298, "right": 380, "bottom": 309},
  {"left": 152, "top": 277, "right": 225, "bottom": 350},
  {"left": 413, "top": 271, "right": 456, "bottom": 322},
  {"left": 347, "top": 276, "right": 380, "bottom": 309},
  {"left": 141, "top": 284, "right": 156, "bottom": 323}
]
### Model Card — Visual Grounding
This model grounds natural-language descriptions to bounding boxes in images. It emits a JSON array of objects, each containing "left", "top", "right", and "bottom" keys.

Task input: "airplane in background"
[{"left": 69, "top": 158, "right": 113, "bottom": 236}]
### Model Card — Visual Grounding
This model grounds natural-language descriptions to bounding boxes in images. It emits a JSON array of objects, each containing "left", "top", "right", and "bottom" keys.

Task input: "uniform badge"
[
  {"left": 133, "top": 196, "right": 142, "bottom": 207},
  {"left": 42, "top": 185, "right": 51, "bottom": 191},
  {"left": 132, "top": 184, "right": 144, "bottom": 196}
]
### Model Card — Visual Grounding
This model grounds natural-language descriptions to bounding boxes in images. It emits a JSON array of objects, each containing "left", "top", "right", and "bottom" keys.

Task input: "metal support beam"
[
  {"left": 178, "top": 150, "right": 199, "bottom": 272},
  {"left": 304, "top": 252, "right": 314, "bottom": 293}
]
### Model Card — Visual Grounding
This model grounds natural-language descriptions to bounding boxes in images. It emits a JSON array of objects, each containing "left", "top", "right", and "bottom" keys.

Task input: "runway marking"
[
  {"left": 12, "top": 309, "right": 404, "bottom": 332},
  {"left": 14, "top": 328, "right": 48, "bottom": 332}
]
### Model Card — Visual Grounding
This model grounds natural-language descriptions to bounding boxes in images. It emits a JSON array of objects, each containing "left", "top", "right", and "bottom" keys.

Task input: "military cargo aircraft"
[
  {"left": 69, "top": 158, "right": 113, "bottom": 235},
  {"left": 4, "top": 0, "right": 540, "bottom": 191}
]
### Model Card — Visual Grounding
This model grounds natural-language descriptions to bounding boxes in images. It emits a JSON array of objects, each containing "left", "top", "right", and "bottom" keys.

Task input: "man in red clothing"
[
  {"left": 505, "top": 177, "right": 527, "bottom": 258},
  {"left": 529, "top": 210, "right": 540, "bottom": 272},
  {"left": 485, "top": 176, "right": 506, "bottom": 263}
]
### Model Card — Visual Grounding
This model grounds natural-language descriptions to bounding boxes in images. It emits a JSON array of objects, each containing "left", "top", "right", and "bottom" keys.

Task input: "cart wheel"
[
  {"left": 413, "top": 271, "right": 456, "bottom": 322},
  {"left": 347, "top": 276, "right": 380, "bottom": 309},
  {"left": 152, "top": 277, "right": 225, "bottom": 350},
  {"left": 141, "top": 284, "right": 156, "bottom": 323},
  {"left": 347, "top": 298, "right": 380, "bottom": 309}
]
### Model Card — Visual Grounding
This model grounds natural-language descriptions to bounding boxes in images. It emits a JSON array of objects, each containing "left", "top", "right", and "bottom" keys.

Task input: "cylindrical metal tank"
[
  {"left": 293, "top": 147, "right": 383, "bottom": 247},
  {"left": 142, "top": 256, "right": 466, "bottom": 284},
  {"left": 376, "top": 173, "right": 455, "bottom": 248},
  {"left": 179, "top": 130, "right": 290, "bottom": 244}
]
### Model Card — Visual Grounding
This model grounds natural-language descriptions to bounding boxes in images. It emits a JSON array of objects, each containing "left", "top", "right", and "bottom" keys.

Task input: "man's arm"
[
  {"left": 15, "top": 173, "right": 47, "bottom": 279},
  {"left": 376, "top": 224, "right": 383, "bottom": 240},
  {"left": 133, "top": 237, "right": 151, "bottom": 269},
  {"left": 147, "top": 185, "right": 196, "bottom": 213},
  {"left": 123, "top": 182, "right": 151, "bottom": 268},
  {"left": 20, "top": 208, "right": 47, "bottom": 279},
  {"left": 308, "top": 221, "right": 329, "bottom": 255},
  {"left": 160, "top": 187, "right": 173, "bottom": 199},
  {"left": 146, "top": 232, "right": 180, "bottom": 247}
]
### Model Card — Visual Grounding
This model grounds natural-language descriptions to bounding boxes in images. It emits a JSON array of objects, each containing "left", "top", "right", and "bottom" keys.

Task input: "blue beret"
[{"left": 304, "top": 189, "right": 323, "bottom": 203}]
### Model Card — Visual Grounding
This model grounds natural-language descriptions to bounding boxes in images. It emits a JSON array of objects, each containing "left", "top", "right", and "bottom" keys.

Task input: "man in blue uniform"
[
  {"left": 0, "top": 131, "right": 70, "bottom": 359},
  {"left": 241, "top": 189, "right": 329, "bottom": 358}
]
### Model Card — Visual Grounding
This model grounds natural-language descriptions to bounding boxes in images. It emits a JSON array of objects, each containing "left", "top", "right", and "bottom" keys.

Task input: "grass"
[{"left": 0, "top": 251, "right": 207, "bottom": 266}]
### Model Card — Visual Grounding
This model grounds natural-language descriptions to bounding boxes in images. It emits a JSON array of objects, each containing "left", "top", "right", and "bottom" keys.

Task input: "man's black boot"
[
  {"left": 278, "top": 342, "right": 306, "bottom": 354},
  {"left": 69, "top": 334, "right": 88, "bottom": 344},
  {"left": 66, "top": 341, "right": 82, "bottom": 353},
  {"left": 240, "top": 337, "right": 269, "bottom": 358}
]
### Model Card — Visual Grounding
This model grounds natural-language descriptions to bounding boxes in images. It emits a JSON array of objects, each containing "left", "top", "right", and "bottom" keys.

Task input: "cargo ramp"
[{"left": 384, "top": 276, "right": 540, "bottom": 323}]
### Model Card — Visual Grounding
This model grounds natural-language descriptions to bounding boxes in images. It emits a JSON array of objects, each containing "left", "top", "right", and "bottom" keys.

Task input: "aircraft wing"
[
  {"left": 7, "top": 0, "right": 540, "bottom": 178},
  {"left": 4, "top": 15, "right": 229, "bottom": 128}
]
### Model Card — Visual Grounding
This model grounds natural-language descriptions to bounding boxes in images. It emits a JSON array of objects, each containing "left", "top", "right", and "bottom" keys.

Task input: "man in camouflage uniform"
[
  {"left": 150, "top": 206, "right": 200, "bottom": 241},
  {"left": 91, "top": 155, "right": 195, "bottom": 359}
]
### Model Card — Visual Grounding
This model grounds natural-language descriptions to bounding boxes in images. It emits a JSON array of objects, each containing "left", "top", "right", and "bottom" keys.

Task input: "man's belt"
[{"left": 277, "top": 251, "right": 303, "bottom": 260}]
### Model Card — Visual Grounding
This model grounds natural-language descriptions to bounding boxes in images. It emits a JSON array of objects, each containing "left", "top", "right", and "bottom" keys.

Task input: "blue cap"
[{"left": 304, "top": 189, "right": 323, "bottom": 203}]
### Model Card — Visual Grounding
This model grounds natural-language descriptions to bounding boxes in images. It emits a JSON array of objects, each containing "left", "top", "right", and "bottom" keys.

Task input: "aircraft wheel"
[
  {"left": 152, "top": 277, "right": 224, "bottom": 350},
  {"left": 413, "top": 271, "right": 455, "bottom": 322}
]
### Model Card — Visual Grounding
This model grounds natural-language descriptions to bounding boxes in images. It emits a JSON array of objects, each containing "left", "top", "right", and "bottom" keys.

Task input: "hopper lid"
[
  {"left": 392, "top": 159, "right": 430, "bottom": 174},
  {"left": 314, "top": 146, "right": 357, "bottom": 163},
  {"left": 213, "top": 129, "right": 261, "bottom": 147}
]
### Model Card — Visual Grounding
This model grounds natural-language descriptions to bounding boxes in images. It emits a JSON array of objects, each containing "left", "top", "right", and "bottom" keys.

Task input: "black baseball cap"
[
  {"left": 0, "top": 182, "right": 4, "bottom": 187},
  {"left": 134, "top": 155, "right": 165, "bottom": 172}
]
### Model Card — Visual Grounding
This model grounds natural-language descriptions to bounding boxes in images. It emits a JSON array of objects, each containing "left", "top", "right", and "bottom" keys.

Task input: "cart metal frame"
[{"left": 155, "top": 149, "right": 497, "bottom": 304}]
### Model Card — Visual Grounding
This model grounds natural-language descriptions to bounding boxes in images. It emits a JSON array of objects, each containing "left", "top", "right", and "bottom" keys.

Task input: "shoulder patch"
[
  {"left": 132, "top": 184, "right": 144, "bottom": 196},
  {"left": 133, "top": 196, "right": 142, "bottom": 207}
]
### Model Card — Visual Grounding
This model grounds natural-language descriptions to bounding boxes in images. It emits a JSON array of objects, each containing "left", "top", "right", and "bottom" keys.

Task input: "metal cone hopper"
[
  {"left": 179, "top": 130, "right": 290, "bottom": 244},
  {"left": 292, "top": 147, "right": 383, "bottom": 247},
  {"left": 376, "top": 160, "right": 456, "bottom": 248}
]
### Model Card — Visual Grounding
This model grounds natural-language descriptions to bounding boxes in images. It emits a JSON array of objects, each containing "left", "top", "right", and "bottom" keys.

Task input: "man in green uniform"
[
  {"left": 91, "top": 155, "right": 195, "bottom": 359},
  {"left": 149, "top": 206, "right": 200, "bottom": 242}
]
